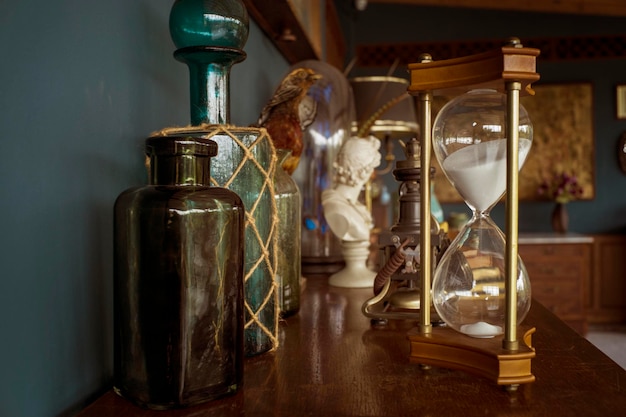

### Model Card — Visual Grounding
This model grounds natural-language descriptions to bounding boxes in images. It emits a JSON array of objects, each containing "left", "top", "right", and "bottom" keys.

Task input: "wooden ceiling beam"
[{"left": 367, "top": 0, "right": 626, "bottom": 17}]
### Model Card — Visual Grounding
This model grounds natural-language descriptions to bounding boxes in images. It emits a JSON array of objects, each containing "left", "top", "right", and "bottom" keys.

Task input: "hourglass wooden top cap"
[
  {"left": 407, "top": 39, "right": 540, "bottom": 96},
  {"left": 146, "top": 136, "right": 218, "bottom": 157}
]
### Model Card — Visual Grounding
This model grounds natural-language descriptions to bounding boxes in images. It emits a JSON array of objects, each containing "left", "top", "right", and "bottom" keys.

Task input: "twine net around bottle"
[{"left": 154, "top": 124, "right": 280, "bottom": 352}]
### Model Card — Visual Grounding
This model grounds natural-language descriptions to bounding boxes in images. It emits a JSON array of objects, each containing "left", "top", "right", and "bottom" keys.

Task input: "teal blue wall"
[
  {"left": 341, "top": 3, "right": 626, "bottom": 234},
  {"left": 0, "top": 1, "right": 287, "bottom": 416}
]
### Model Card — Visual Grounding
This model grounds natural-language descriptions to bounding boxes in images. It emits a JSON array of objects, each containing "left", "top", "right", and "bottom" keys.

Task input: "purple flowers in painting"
[{"left": 537, "top": 172, "right": 584, "bottom": 204}]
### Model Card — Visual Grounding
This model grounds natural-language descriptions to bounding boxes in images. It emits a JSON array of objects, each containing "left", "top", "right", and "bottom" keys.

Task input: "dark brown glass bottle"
[{"left": 113, "top": 135, "right": 244, "bottom": 409}]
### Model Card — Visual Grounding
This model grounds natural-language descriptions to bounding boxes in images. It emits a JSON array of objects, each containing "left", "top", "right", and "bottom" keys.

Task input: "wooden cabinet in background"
[
  {"left": 588, "top": 234, "right": 626, "bottom": 324},
  {"left": 518, "top": 234, "right": 593, "bottom": 335}
]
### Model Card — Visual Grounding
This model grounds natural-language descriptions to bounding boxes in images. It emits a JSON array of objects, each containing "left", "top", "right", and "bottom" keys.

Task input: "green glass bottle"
[
  {"left": 274, "top": 149, "right": 301, "bottom": 317},
  {"left": 168, "top": 0, "right": 278, "bottom": 356},
  {"left": 113, "top": 135, "right": 245, "bottom": 409}
]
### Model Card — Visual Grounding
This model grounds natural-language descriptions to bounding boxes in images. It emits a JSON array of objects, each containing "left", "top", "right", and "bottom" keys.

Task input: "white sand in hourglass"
[{"left": 442, "top": 138, "right": 532, "bottom": 212}]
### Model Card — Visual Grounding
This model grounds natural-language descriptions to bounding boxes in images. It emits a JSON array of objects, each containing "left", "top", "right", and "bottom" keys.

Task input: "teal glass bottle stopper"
[{"left": 169, "top": 0, "right": 249, "bottom": 125}]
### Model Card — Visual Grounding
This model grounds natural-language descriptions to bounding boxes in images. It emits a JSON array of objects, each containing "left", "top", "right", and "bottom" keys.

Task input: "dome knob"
[{"left": 169, "top": 0, "right": 249, "bottom": 50}]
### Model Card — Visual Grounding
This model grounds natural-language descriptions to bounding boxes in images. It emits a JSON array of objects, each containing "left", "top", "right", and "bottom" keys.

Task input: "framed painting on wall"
[
  {"left": 616, "top": 84, "right": 626, "bottom": 119},
  {"left": 431, "top": 82, "right": 595, "bottom": 203}
]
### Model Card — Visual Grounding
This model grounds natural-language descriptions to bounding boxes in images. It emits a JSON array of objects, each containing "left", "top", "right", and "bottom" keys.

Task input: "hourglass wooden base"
[{"left": 407, "top": 325, "right": 536, "bottom": 387}]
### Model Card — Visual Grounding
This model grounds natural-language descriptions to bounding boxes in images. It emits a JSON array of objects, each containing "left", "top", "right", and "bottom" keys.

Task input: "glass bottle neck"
[
  {"left": 189, "top": 61, "right": 231, "bottom": 125},
  {"left": 174, "top": 48, "right": 246, "bottom": 125},
  {"left": 149, "top": 154, "right": 212, "bottom": 186}
]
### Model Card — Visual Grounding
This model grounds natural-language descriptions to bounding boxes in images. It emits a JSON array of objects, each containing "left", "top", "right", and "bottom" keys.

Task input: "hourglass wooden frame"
[{"left": 406, "top": 40, "right": 540, "bottom": 388}]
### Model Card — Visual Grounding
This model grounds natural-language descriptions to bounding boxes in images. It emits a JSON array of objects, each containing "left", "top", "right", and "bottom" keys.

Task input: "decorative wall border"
[{"left": 356, "top": 35, "right": 626, "bottom": 67}]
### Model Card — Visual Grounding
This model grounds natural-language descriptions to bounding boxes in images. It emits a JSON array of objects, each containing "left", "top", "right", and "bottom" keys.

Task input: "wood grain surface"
[{"left": 78, "top": 275, "right": 626, "bottom": 417}]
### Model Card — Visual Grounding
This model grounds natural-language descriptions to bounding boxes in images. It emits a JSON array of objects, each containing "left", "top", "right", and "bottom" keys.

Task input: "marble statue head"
[{"left": 333, "top": 136, "right": 382, "bottom": 187}]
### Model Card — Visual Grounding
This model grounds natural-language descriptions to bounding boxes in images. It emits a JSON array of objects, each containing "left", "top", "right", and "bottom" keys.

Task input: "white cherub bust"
[
  {"left": 322, "top": 135, "right": 382, "bottom": 288},
  {"left": 322, "top": 135, "right": 382, "bottom": 241}
]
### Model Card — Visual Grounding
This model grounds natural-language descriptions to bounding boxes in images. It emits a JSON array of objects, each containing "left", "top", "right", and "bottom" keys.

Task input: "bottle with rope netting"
[{"left": 164, "top": 0, "right": 278, "bottom": 358}]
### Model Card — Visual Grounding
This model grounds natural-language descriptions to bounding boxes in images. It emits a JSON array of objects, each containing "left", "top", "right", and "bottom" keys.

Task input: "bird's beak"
[{"left": 311, "top": 74, "right": 322, "bottom": 82}]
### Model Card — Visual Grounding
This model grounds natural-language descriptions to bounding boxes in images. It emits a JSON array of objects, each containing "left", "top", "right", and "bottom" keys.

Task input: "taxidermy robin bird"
[{"left": 255, "top": 68, "right": 322, "bottom": 175}]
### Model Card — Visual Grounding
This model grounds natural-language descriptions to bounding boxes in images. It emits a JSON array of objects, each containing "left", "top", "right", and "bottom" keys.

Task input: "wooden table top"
[{"left": 79, "top": 275, "right": 626, "bottom": 416}]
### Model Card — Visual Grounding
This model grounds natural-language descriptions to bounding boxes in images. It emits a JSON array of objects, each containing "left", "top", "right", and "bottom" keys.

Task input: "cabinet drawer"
[
  {"left": 523, "top": 261, "right": 583, "bottom": 280},
  {"left": 532, "top": 279, "right": 581, "bottom": 300},
  {"left": 534, "top": 297, "right": 583, "bottom": 318},
  {"left": 532, "top": 282, "right": 583, "bottom": 317},
  {"left": 517, "top": 237, "right": 591, "bottom": 335},
  {"left": 519, "top": 243, "right": 589, "bottom": 260},
  {"left": 534, "top": 298, "right": 583, "bottom": 317}
]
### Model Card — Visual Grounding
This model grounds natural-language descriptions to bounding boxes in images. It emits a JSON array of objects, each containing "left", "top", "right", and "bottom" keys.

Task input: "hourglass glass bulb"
[
  {"left": 431, "top": 89, "right": 533, "bottom": 338},
  {"left": 433, "top": 89, "right": 532, "bottom": 214}
]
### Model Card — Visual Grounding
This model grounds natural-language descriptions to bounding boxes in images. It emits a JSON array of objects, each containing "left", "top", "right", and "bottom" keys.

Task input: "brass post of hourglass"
[
  {"left": 417, "top": 54, "right": 434, "bottom": 335},
  {"left": 504, "top": 79, "right": 522, "bottom": 351},
  {"left": 504, "top": 36, "right": 524, "bottom": 351}
]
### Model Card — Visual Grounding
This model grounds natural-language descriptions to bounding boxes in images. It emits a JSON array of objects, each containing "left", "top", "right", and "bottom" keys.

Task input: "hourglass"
[
  {"left": 431, "top": 89, "right": 533, "bottom": 338},
  {"left": 405, "top": 39, "right": 540, "bottom": 387}
]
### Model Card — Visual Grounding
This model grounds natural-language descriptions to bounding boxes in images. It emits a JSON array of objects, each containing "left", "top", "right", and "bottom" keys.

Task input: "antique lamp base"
[
  {"left": 407, "top": 326, "right": 536, "bottom": 388},
  {"left": 362, "top": 278, "right": 422, "bottom": 322}
]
